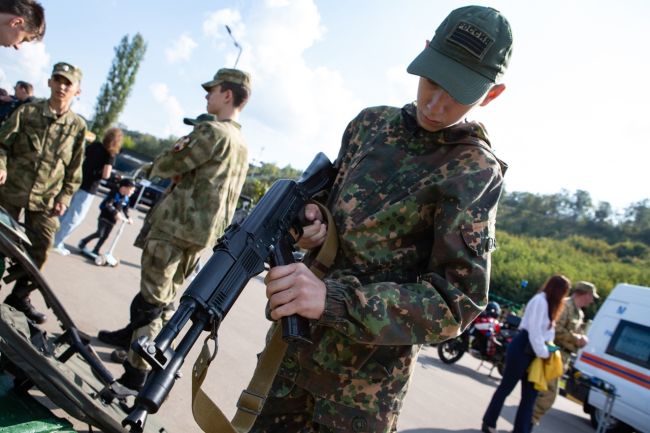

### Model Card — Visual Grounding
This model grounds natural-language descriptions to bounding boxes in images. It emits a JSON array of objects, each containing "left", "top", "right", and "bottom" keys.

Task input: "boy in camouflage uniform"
[
  {"left": 254, "top": 6, "right": 513, "bottom": 433},
  {"left": 98, "top": 68, "right": 251, "bottom": 390},
  {"left": 0, "top": 62, "right": 86, "bottom": 324},
  {"left": 0, "top": 0, "right": 45, "bottom": 49},
  {"left": 532, "top": 281, "right": 598, "bottom": 426}
]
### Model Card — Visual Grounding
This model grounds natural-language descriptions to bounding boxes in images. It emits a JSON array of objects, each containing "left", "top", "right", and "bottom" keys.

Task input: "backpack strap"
[{"left": 191, "top": 202, "right": 338, "bottom": 433}]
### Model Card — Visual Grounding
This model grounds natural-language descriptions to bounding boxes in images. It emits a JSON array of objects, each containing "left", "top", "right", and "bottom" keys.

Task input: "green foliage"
[
  {"left": 494, "top": 190, "right": 650, "bottom": 315},
  {"left": 490, "top": 232, "right": 650, "bottom": 310},
  {"left": 91, "top": 33, "right": 147, "bottom": 138},
  {"left": 241, "top": 162, "right": 302, "bottom": 203},
  {"left": 498, "top": 189, "right": 650, "bottom": 245},
  {"left": 609, "top": 241, "right": 650, "bottom": 263},
  {"left": 121, "top": 134, "right": 135, "bottom": 150},
  {"left": 119, "top": 129, "right": 175, "bottom": 159}
]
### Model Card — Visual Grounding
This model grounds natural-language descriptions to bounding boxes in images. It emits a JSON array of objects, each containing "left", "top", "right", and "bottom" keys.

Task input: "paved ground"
[{"left": 26, "top": 197, "right": 595, "bottom": 433}]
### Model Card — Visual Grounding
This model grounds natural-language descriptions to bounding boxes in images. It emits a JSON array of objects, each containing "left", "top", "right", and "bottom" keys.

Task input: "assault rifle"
[{"left": 123, "top": 152, "right": 336, "bottom": 431}]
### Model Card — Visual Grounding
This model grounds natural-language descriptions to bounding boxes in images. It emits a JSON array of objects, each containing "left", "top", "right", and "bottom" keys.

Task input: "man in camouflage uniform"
[
  {"left": 532, "top": 281, "right": 598, "bottom": 426},
  {"left": 0, "top": 62, "right": 85, "bottom": 324},
  {"left": 97, "top": 68, "right": 251, "bottom": 390},
  {"left": 252, "top": 6, "right": 512, "bottom": 433}
]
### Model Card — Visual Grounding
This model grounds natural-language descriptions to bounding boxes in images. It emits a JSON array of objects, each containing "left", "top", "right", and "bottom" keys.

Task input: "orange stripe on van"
[{"left": 579, "top": 352, "right": 650, "bottom": 390}]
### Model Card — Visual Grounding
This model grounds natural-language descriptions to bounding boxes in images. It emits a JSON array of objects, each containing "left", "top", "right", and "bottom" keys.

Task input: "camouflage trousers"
[
  {"left": 1, "top": 202, "right": 59, "bottom": 269},
  {"left": 127, "top": 228, "right": 203, "bottom": 370},
  {"left": 249, "top": 376, "right": 398, "bottom": 433},
  {"left": 532, "top": 375, "right": 559, "bottom": 425}
]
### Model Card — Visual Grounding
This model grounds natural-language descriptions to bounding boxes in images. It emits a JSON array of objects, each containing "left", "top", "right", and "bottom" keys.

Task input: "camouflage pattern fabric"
[
  {"left": 128, "top": 118, "right": 248, "bottom": 370},
  {"left": 0, "top": 99, "right": 85, "bottom": 268},
  {"left": 128, "top": 228, "right": 202, "bottom": 370},
  {"left": 0, "top": 99, "right": 86, "bottom": 211},
  {"left": 147, "top": 119, "right": 248, "bottom": 248},
  {"left": 257, "top": 103, "right": 506, "bottom": 433},
  {"left": 532, "top": 296, "right": 585, "bottom": 424},
  {"left": 1, "top": 202, "right": 59, "bottom": 268},
  {"left": 552, "top": 297, "right": 585, "bottom": 359},
  {"left": 250, "top": 375, "right": 397, "bottom": 433}
]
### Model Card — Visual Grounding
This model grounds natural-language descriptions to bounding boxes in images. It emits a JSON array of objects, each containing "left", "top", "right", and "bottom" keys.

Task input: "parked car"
[
  {"left": 100, "top": 151, "right": 149, "bottom": 192},
  {"left": 131, "top": 167, "right": 172, "bottom": 208}
]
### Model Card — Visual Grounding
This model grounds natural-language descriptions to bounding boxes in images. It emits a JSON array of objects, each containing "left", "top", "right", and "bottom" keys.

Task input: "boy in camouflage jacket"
[{"left": 254, "top": 6, "right": 513, "bottom": 433}]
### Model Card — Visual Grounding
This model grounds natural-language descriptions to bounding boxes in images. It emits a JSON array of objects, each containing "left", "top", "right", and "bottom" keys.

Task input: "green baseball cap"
[
  {"left": 51, "top": 62, "right": 83, "bottom": 85},
  {"left": 183, "top": 113, "right": 217, "bottom": 126},
  {"left": 407, "top": 6, "right": 513, "bottom": 105},
  {"left": 202, "top": 68, "right": 251, "bottom": 92}
]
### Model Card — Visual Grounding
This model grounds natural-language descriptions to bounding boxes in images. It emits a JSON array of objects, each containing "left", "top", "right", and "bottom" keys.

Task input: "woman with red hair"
[{"left": 482, "top": 275, "right": 571, "bottom": 433}]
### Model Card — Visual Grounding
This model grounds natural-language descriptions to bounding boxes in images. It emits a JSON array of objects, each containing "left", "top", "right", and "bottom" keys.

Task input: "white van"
[{"left": 571, "top": 283, "right": 650, "bottom": 433}]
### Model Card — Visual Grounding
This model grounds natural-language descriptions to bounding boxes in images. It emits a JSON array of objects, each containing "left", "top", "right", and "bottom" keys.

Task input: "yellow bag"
[
  {"left": 528, "top": 351, "right": 563, "bottom": 391},
  {"left": 545, "top": 350, "right": 563, "bottom": 381}
]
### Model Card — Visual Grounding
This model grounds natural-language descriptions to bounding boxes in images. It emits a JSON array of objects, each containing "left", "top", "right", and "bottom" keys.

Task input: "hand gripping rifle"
[{"left": 123, "top": 152, "right": 336, "bottom": 431}]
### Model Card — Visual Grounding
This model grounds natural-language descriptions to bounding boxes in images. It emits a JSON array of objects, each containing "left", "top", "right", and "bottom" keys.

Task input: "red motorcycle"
[{"left": 437, "top": 302, "right": 519, "bottom": 376}]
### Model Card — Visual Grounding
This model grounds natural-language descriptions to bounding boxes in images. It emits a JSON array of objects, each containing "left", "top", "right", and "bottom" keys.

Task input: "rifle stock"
[{"left": 123, "top": 152, "right": 335, "bottom": 431}]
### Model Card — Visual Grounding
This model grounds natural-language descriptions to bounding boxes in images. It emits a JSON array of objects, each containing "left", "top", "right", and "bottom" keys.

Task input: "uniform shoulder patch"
[{"left": 173, "top": 135, "right": 192, "bottom": 152}]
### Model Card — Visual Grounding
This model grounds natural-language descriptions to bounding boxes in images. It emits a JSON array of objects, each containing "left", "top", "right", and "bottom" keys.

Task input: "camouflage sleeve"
[
  {"left": 554, "top": 303, "right": 580, "bottom": 352},
  {"left": 318, "top": 149, "right": 503, "bottom": 346},
  {"left": 0, "top": 106, "right": 23, "bottom": 172},
  {"left": 55, "top": 123, "right": 85, "bottom": 207},
  {"left": 150, "top": 123, "right": 222, "bottom": 179}
]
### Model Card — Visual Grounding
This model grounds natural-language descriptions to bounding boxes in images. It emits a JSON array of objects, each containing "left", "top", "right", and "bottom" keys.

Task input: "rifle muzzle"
[{"left": 122, "top": 407, "right": 148, "bottom": 432}]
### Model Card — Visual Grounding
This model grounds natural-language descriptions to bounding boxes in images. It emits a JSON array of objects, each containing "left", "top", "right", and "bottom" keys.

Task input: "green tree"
[
  {"left": 241, "top": 162, "right": 302, "bottom": 203},
  {"left": 91, "top": 33, "right": 147, "bottom": 138},
  {"left": 122, "top": 130, "right": 176, "bottom": 159}
]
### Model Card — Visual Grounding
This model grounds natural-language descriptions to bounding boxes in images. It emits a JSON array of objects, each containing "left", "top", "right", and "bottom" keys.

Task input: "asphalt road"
[{"left": 30, "top": 197, "right": 595, "bottom": 433}]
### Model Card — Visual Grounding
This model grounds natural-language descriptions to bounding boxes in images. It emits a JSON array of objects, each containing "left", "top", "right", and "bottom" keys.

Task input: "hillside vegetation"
[{"left": 491, "top": 189, "right": 650, "bottom": 315}]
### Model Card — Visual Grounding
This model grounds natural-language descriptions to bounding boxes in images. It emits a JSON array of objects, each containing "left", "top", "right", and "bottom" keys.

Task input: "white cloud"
[
  {"left": 0, "top": 42, "right": 51, "bottom": 96},
  {"left": 203, "top": 9, "right": 244, "bottom": 41},
  {"left": 0, "top": 69, "right": 8, "bottom": 91},
  {"left": 149, "top": 83, "right": 185, "bottom": 137},
  {"left": 202, "top": 9, "right": 246, "bottom": 68},
  {"left": 204, "top": 0, "right": 362, "bottom": 169},
  {"left": 266, "top": 0, "right": 291, "bottom": 6},
  {"left": 15, "top": 42, "right": 51, "bottom": 93},
  {"left": 165, "top": 34, "right": 198, "bottom": 63},
  {"left": 385, "top": 65, "right": 417, "bottom": 107}
]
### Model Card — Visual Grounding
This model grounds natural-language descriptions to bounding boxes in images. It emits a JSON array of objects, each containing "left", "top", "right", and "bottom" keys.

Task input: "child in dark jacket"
[{"left": 78, "top": 178, "right": 136, "bottom": 255}]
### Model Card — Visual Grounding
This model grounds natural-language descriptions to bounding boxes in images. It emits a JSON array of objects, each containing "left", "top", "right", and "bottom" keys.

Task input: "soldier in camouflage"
[
  {"left": 97, "top": 68, "right": 251, "bottom": 390},
  {"left": 0, "top": 62, "right": 85, "bottom": 324},
  {"left": 251, "top": 6, "right": 513, "bottom": 433},
  {"left": 532, "top": 281, "right": 598, "bottom": 426}
]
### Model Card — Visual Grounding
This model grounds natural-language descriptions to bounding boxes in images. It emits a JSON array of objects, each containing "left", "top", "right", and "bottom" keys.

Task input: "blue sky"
[{"left": 0, "top": 0, "right": 648, "bottom": 212}]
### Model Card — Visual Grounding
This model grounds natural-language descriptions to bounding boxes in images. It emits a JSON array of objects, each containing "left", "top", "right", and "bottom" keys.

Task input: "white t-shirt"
[{"left": 519, "top": 292, "right": 555, "bottom": 358}]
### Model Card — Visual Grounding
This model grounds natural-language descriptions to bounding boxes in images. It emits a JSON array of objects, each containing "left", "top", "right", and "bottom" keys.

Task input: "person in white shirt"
[{"left": 482, "top": 275, "right": 571, "bottom": 433}]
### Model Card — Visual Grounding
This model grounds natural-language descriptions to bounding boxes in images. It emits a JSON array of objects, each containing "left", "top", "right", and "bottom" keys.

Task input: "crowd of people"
[{"left": 0, "top": 1, "right": 604, "bottom": 433}]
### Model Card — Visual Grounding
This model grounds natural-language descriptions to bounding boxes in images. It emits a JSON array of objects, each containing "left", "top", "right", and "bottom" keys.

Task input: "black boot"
[
  {"left": 97, "top": 325, "right": 133, "bottom": 349},
  {"left": 117, "top": 361, "right": 148, "bottom": 392},
  {"left": 4, "top": 293, "right": 47, "bottom": 324}
]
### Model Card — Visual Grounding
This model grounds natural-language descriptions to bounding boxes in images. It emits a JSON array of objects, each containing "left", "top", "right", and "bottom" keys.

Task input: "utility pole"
[{"left": 225, "top": 25, "right": 242, "bottom": 68}]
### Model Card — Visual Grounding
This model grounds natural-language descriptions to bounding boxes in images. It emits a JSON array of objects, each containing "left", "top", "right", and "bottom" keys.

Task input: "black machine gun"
[{"left": 123, "top": 152, "right": 336, "bottom": 431}]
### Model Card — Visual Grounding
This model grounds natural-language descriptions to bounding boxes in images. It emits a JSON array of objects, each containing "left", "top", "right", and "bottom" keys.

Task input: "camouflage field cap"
[
  {"left": 407, "top": 5, "right": 513, "bottom": 105},
  {"left": 573, "top": 281, "right": 600, "bottom": 299},
  {"left": 51, "top": 62, "right": 83, "bottom": 85},
  {"left": 183, "top": 113, "right": 217, "bottom": 126},
  {"left": 201, "top": 68, "right": 251, "bottom": 92}
]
